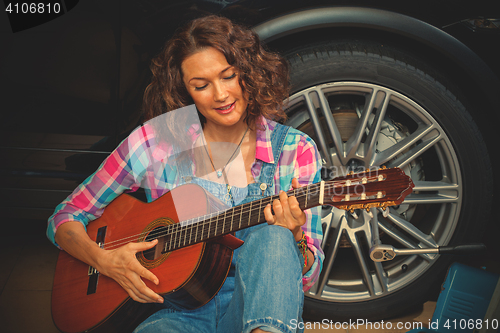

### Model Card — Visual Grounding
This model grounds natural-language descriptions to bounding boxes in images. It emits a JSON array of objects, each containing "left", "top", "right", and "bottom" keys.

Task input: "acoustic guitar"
[{"left": 51, "top": 167, "right": 414, "bottom": 333}]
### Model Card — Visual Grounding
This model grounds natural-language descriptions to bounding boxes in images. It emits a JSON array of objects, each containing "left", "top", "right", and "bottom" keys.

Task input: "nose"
[{"left": 213, "top": 81, "right": 229, "bottom": 102}]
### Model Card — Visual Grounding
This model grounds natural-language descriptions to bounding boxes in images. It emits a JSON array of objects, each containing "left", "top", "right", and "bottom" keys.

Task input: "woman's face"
[{"left": 181, "top": 47, "right": 249, "bottom": 129}]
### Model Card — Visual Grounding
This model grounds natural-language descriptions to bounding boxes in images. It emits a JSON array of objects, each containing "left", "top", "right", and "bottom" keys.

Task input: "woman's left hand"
[{"left": 264, "top": 178, "right": 306, "bottom": 241}]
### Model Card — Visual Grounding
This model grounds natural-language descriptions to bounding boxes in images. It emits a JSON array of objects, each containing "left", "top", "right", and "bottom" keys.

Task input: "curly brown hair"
[{"left": 142, "top": 15, "right": 289, "bottom": 128}]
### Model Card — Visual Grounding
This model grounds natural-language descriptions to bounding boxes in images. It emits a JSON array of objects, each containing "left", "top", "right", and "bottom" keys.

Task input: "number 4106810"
[
  {"left": 5, "top": 2, "right": 61, "bottom": 14},
  {"left": 443, "top": 319, "right": 498, "bottom": 330}
]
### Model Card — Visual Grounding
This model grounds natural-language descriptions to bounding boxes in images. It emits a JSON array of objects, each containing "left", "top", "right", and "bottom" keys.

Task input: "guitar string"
[
  {"left": 99, "top": 176, "right": 396, "bottom": 251},
  {"left": 100, "top": 179, "right": 393, "bottom": 251},
  {"left": 100, "top": 197, "right": 285, "bottom": 250},
  {"left": 99, "top": 185, "right": 320, "bottom": 250},
  {"left": 97, "top": 170, "right": 398, "bottom": 250},
  {"left": 98, "top": 181, "right": 371, "bottom": 251}
]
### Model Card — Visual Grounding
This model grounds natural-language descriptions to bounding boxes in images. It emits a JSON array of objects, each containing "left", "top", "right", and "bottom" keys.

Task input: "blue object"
[{"left": 408, "top": 262, "right": 499, "bottom": 333}]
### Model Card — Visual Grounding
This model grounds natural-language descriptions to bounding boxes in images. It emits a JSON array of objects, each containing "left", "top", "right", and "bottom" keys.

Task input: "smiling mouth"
[{"left": 215, "top": 102, "right": 235, "bottom": 112}]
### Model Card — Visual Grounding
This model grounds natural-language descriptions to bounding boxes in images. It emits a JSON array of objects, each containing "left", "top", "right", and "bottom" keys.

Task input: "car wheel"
[{"left": 283, "top": 41, "right": 492, "bottom": 321}]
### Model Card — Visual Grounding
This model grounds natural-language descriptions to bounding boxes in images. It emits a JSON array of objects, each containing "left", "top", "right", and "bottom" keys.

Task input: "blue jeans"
[{"left": 133, "top": 224, "right": 305, "bottom": 333}]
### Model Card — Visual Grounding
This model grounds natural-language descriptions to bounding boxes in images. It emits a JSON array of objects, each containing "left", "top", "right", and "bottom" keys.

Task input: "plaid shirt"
[{"left": 47, "top": 116, "right": 324, "bottom": 291}]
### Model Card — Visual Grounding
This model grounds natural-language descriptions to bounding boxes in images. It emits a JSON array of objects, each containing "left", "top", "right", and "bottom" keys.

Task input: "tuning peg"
[
  {"left": 382, "top": 207, "right": 389, "bottom": 217},
  {"left": 378, "top": 204, "right": 389, "bottom": 217}
]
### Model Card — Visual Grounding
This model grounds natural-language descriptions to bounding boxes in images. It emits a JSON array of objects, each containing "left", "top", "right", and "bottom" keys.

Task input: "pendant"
[
  {"left": 224, "top": 184, "right": 232, "bottom": 203},
  {"left": 217, "top": 170, "right": 223, "bottom": 178}
]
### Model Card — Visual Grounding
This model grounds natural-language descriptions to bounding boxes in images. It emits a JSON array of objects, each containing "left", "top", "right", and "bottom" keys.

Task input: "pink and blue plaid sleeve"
[
  {"left": 46, "top": 125, "right": 155, "bottom": 247},
  {"left": 296, "top": 134, "right": 324, "bottom": 292},
  {"left": 279, "top": 129, "right": 324, "bottom": 292}
]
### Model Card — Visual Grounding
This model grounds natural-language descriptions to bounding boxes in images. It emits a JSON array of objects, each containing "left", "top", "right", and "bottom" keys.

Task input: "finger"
[
  {"left": 130, "top": 239, "right": 159, "bottom": 252},
  {"left": 289, "top": 195, "right": 307, "bottom": 225},
  {"left": 138, "top": 265, "right": 160, "bottom": 285},
  {"left": 280, "top": 190, "right": 297, "bottom": 218},
  {"left": 291, "top": 178, "right": 301, "bottom": 189},
  {"left": 288, "top": 195, "right": 303, "bottom": 219},
  {"left": 128, "top": 240, "right": 161, "bottom": 281},
  {"left": 263, "top": 204, "right": 276, "bottom": 224},
  {"left": 279, "top": 190, "right": 290, "bottom": 208},
  {"left": 273, "top": 197, "right": 284, "bottom": 222},
  {"left": 130, "top": 259, "right": 163, "bottom": 299},
  {"left": 122, "top": 282, "right": 151, "bottom": 303},
  {"left": 128, "top": 286, "right": 157, "bottom": 304},
  {"left": 116, "top": 273, "right": 151, "bottom": 303},
  {"left": 121, "top": 254, "right": 162, "bottom": 303},
  {"left": 126, "top": 272, "right": 163, "bottom": 303},
  {"left": 135, "top": 279, "right": 163, "bottom": 303}
]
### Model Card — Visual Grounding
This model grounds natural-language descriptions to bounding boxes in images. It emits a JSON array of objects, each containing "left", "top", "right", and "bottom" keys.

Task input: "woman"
[{"left": 48, "top": 15, "right": 324, "bottom": 333}]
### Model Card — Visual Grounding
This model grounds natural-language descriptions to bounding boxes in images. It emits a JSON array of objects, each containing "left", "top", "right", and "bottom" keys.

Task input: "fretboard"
[{"left": 162, "top": 182, "right": 323, "bottom": 253}]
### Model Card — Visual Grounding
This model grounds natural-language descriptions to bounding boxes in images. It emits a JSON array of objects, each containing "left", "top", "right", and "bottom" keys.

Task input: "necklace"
[{"left": 203, "top": 126, "right": 249, "bottom": 178}]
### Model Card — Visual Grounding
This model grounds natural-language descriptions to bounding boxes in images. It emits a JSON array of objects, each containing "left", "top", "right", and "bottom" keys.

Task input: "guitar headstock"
[{"left": 322, "top": 167, "right": 414, "bottom": 211}]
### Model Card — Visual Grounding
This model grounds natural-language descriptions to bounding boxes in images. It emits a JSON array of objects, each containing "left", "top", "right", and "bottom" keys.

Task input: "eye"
[
  {"left": 194, "top": 84, "right": 208, "bottom": 91},
  {"left": 224, "top": 73, "right": 237, "bottom": 80}
]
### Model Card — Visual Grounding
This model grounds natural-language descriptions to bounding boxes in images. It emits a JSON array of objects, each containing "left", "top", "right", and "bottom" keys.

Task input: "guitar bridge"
[
  {"left": 87, "top": 242, "right": 102, "bottom": 276},
  {"left": 87, "top": 229, "right": 106, "bottom": 295},
  {"left": 88, "top": 266, "right": 99, "bottom": 276}
]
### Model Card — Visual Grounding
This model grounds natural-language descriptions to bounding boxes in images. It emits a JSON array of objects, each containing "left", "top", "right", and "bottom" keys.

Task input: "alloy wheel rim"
[{"left": 285, "top": 82, "right": 462, "bottom": 301}]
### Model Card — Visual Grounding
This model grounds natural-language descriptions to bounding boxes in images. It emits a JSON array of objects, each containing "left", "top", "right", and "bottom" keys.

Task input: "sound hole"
[{"left": 142, "top": 226, "right": 168, "bottom": 261}]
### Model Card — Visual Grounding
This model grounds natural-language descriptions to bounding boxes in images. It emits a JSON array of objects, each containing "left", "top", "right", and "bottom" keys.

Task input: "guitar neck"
[
  {"left": 161, "top": 167, "right": 414, "bottom": 253},
  {"left": 162, "top": 182, "right": 324, "bottom": 253}
]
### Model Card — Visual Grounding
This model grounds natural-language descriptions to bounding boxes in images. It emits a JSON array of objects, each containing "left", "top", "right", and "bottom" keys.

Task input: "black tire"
[{"left": 282, "top": 41, "right": 492, "bottom": 321}]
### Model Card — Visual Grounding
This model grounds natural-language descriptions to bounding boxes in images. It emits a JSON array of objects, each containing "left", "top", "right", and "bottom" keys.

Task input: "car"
[{"left": 1, "top": 0, "right": 498, "bottom": 323}]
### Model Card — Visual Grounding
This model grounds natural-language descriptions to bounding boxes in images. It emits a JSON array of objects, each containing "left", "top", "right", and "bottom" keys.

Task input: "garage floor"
[{"left": 0, "top": 220, "right": 496, "bottom": 333}]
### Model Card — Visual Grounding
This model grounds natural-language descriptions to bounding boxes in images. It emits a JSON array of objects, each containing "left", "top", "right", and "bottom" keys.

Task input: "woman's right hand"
[
  {"left": 55, "top": 221, "right": 164, "bottom": 304},
  {"left": 96, "top": 239, "right": 164, "bottom": 304}
]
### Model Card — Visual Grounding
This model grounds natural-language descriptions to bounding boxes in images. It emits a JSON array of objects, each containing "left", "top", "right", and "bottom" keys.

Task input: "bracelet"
[{"left": 297, "top": 231, "right": 308, "bottom": 268}]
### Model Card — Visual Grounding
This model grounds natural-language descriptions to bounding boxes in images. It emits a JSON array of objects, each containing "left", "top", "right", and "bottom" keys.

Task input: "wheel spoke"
[
  {"left": 302, "top": 92, "right": 334, "bottom": 167},
  {"left": 351, "top": 233, "right": 376, "bottom": 296},
  {"left": 365, "top": 209, "right": 389, "bottom": 294},
  {"left": 345, "top": 89, "right": 385, "bottom": 162},
  {"left": 406, "top": 180, "right": 460, "bottom": 204},
  {"left": 383, "top": 210, "right": 438, "bottom": 248},
  {"left": 373, "top": 261, "right": 389, "bottom": 293},
  {"left": 307, "top": 213, "right": 346, "bottom": 297},
  {"left": 341, "top": 210, "right": 390, "bottom": 296},
  {"left": 412, "top": 180, "right": 460, "bottom": 192},
  {"left": 316, "top": 89, "right": 344, "bottom": 166},
  {"left": 378, "top": 217, "right": 436, "bottom": 261},
  {"left": 374, "top": 123, "right": 438, "bottom": 167},
  {"left": 364, "top": 91, "right": 390, "bottom": 164},
  {"left": 403, "top": 181, "right": 460, "bottom": 204}
]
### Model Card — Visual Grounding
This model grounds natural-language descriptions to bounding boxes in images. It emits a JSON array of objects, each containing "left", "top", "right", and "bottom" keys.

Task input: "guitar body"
[{"left": 52, "top": 184, "right": 237, "bottom": 333}]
